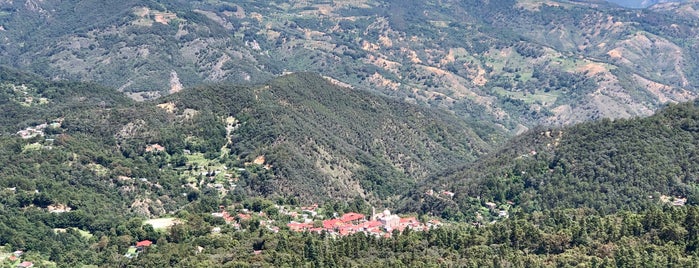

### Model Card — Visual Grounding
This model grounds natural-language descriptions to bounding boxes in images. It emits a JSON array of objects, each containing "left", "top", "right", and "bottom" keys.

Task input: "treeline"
[{"left": 124, "top": 207, "right": 699, "bottom": 267}]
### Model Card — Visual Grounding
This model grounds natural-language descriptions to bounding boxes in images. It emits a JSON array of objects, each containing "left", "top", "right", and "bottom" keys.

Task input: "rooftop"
[{"left": 340, "top": 212, "right": 365, "bottom": 223}]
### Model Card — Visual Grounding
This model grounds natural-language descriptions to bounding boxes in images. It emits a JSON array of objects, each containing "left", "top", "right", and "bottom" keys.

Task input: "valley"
[{"left": 0, "top": 0, "right": 699, "bottom": 267}]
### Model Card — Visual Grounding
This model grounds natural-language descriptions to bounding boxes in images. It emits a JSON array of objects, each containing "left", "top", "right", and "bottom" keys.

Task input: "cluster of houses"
[
  {"left": 143, "top": 143, "right": 240, "bottom": 197},
  {"left": 658, "top": 195, "right": 687, "bottom": 206},
  {"left": 426, "top": 189, "right": 515, "bottom": 224},
  {"left": 210, "top": 204, "right": 442, "bottom": 240},
  {"left": 4, "top": 250, "right": 33, "bottom": 268},
  {"left": 286, "top": 208, "right": 442, "bottom": 238},
  {"left": 424, "top": 189, "right": 455, "bottom": 198},
  {"left": 212, "top": 206, "right": 280, "bottom": 234},
  {"left": 485, "top": 202, "right": 510, "bottom": 219},
  {"left": 16, "top": 119, "right": 62, "bottom": 139}
]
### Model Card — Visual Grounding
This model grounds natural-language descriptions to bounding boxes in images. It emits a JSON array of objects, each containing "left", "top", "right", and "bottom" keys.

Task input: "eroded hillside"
[{"left": 0, "top": 0, "right": 698, "bottom": 130}]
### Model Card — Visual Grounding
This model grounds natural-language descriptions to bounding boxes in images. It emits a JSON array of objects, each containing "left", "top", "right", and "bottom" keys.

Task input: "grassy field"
[{"left": 144, "top": 218, "right": 181, "bottom": 230}]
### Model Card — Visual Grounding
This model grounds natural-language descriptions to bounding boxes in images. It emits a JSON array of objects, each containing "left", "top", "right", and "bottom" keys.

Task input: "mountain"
[
  {"left": 402, "top": 100, "right": 699, "bottom": 220},
  {"left": 4, "top": 67, "right": 699, "bottom": 268},
  {"left": 604, "top": 0, "right": 687, "bottom": 8},
  {"left": 154, "top": 72, "right": 497, "bottom": 203},
  {"left": 1, "top": 0, "right": 699, "bottom": 132},
  {"left": 0, "top": 69, "right": 496, "bottom": 211},
  {"left": 0, "top": 68, "right": 501, "bottom": 264}
]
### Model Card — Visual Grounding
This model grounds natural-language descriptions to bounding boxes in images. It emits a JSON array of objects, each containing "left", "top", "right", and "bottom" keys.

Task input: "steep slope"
[
  {"left": 0, "top": 67, "right": 133, "bottom": 133},
  {"left": 0, "top": 69, "right": 497, "bottom": 263},
  {"left": 1, "top": 0, "right": 698, "bottom": 131},
  {"left": 1, "top": 68, "right": 497, "bottom": 209},
  {"left": 403, "top": 100, "right": 699, "bottom": 220},
  {"left": 154, "top": 72, "right": 497, "bottom": 203}
]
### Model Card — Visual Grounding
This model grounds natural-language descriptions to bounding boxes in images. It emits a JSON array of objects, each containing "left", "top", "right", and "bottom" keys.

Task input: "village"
[
  {"left": 16, "top": 119, "right": 62, "bottom": 140},
  {"left": 285, "top": 206, "right": 442, "bottom": 238},
  {"left": 212, "top": 204, "right": 442, "bottom": 240}
]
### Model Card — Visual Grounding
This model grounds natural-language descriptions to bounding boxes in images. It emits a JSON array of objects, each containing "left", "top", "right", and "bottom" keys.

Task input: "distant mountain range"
[
  {"left": 1, "top": 0, "right": 698, "bottom": 133},
  {"left": 605, "top": 0, "right": 687, "bottom": 8}
]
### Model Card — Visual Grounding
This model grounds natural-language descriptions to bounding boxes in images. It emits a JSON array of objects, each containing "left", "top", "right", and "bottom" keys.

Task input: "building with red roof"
[
  {"left": 339, "top": 228, "right": 351, "bottom": 236},
  {"left": 340, "top": 212, "right": 365, "bottom": 223},
  {"left": 237, "top": 213, "right": 252, "bottom": 221},
  {"left": 301, "top": 204, "right": 318, "bottom": 211},
  {"left": 323, "top": 219, "right": 345, "bottom": 229},
  {"left": 136, "top": 240, "right": 153, "bottom": 248}
]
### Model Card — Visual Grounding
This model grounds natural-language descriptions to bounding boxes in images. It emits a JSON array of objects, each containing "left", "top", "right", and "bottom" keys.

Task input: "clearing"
[{"left": 144, "top": 218, "right": 181, "bottom": 230}]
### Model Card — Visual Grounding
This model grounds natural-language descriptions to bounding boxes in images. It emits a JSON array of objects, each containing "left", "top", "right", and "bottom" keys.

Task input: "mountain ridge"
[
  {"left": 1, "top": 0, "right": 698, "bottom": 132},
  {"left": 402, "top": 99, "right": 699, "bottom": 220}
]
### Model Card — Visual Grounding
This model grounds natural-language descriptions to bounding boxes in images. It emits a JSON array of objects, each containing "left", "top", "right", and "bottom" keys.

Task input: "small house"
[{"left": 136, "top": 240, "right": 153, "bottom": 250}]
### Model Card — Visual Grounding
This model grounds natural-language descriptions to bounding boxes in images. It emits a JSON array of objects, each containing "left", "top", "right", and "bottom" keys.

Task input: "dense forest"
[
  {"left": 0, "top": 68, "right": 489, "bottom": 266},
  {"left": 405, "top": 100, "right": 699, "bottom": 222}
]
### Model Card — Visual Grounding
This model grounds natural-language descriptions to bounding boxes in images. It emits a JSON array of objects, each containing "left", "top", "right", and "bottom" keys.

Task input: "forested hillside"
[
  {"left": 405, "top": 100, "right": 699, "bottom": 221},
  {"left": 0, "top": 67, "right": 500, "bottom": 263},
  {"left": 3, "top": 70, "right": 699, "bottom": 267},
  {"left": 0, "top": 68, "right": 498, "bottom": 266},
  {"left": 155, "top": 72, "right": 497, "bottom": 202}
]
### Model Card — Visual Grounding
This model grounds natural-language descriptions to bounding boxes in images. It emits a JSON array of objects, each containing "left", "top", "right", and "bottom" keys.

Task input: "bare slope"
[{"left": 1, "top": 0, "right": 698, "bottom": 131}]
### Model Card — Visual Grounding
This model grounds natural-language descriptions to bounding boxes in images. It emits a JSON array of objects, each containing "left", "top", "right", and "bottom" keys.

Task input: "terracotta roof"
[
  {"left": 400, "top": 217, "right": 418, "bottom": 224},
  {"left": 323, "top": 219, "right": 344, "bottom": 229},
  {"left": 301, "top": 204, "right": 318, "bottom": 211},
  {"left": 136, "top": 240, "right": 153, "bottom": 247},
  {"left": 146, "top": 144, "right": 166, "bottom": 152},
  {"left": 340, "top": 212, "right": 365, "bottom": 222}
]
